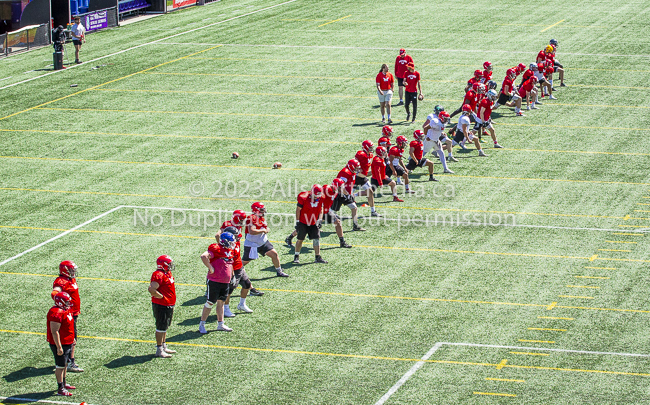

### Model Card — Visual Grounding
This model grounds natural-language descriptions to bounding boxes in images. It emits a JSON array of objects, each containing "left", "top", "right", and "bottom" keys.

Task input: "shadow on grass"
[
  {"left": 181, "top": 295, "right": 206, "bottom": 307},
  {"left": 105, "top": 354, "right": 155, "bottom": 369},
  {"left": 3, "top": 366, "right": 53, "bottom": 382},
  {"left": 166, "top": 330, "right": 206, "bottom": 342},
  {"left": 2, "top": 392, "right": 54, "bottom": 401},
  {"left": 177, "top": 315, "right": 217, "bottom": 327}
]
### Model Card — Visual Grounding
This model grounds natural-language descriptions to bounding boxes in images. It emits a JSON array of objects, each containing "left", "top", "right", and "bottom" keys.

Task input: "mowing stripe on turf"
[
  {"left": 558, "top": 295, "right": 594, "bottom": 299},
  {"left": 3, "top": 154, "right": 650, "bottom": 186},
  {"left": 566, "top": 285, "right": 600, "bottom": 289}
]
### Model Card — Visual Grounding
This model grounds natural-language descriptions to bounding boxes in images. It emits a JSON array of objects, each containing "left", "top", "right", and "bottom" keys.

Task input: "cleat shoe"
[
  {"left": 428, "top": 176, "right": 438, "bottom": 182},
  {"left": 223, "top": 305, "right": 236, "bottom": 318},
  {"left": 163, "top": 344, "right": 176, "bottom": 354},
  {"left": 370, "top": 211, "right": 381, "bottom": 217},
  {"left": 549, "top": 95, "right": 557, "bottom": 100},
  {"left": 396, "top": 100, "right": 404, "bottom": 106},
  {"left": 64, "top": 383, "right": 75, "bottom": 390},
  {"left": 478, "top": 150, "right": 488, "bottom": 157},
  {"left": 516, "top": 111, "right": 525, "bottom": 116},
  {"left": 155, "top": 347, "right": 172, "bottom": 358},
  {"left": 352, "top": 224, "right": 366, "bottom": 231},
  {"left": 293, "top": 256, "right": 300, "bottom": 264},
  {"left": 393, "top": 196, "right": 404, "bottom": 202},
  {"left": 447, "top": 156, "right": 459, "bottom": 162},
  {"left": 396, "top": 178, "right": 403, "bottom": 185},
  {"left": 67, "top": 363, "right": 83, "bottom": 373},
  {"left": 387, "top": 119, "right": 393, "bottom": 124},
  {"left": 315, "top": 256, "right": 328, "bottom": 264},
  {"left": 405, "top": 114, "right": 410, "bottom": 121},
  {"left": 199, "top": 323, "right": 207, "bottom": 334},
  {"left": 552, "top": 87, "right": 557, "bottom": 91},
  {"left": 406, "top": 189, "right": 416, "bottom": 194},
  {"left": 443, "top": 169, "right": 455, "bottom": 174},
  {"left": 560, "top": 83, "right": 567, "bottom": 87},
  {"left": 276, "top": 270, "right": 290, "bottom": 277},
  {"left": 531, "top": 105, "right": 538, "bottom": 109},
  {"left": 381, "top": 118, "right": 385, "bottom": 123},
  {"left": 217, "top": 324, "right": 233, "bottom": 332},
  {"left": 494, "top": 143, "right": 503, "bottom": 149},
  {"left": 56, "top": 388, "right": 72, "bottom": 397},
  {"left": 284, "top": 235, "right": 293, "bottom": 247},
  {"left": 249, "top": 287, "right": 264, "bottom": 296},
  {"left": 459, "top": 141, "right": 467, "bottom": 150},
  {"left": 237, "top": 303, "right": 253, "bottom": 313},
  {"left": 340, "top": 241, "right": 352, "bottom": 248},
  {"left": 535, "top": 100, "right": 543, "bottom": 105}
]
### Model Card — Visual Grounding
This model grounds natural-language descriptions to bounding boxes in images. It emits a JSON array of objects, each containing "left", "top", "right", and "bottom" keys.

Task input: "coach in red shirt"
[
  {"left": 47, "top": 292, "right": 77, "bottom": 396},
  {"left": 293, "top": 185, "right": 327, "bottom": 264},
  {"left": 148, "top": 255, "right": 177, "bottom": 358},
  {"left": 403, "top": 63, "right": 423, "bottom": 123},
  {"left": 394, "top": 48, "right": 413, "bottom": 106}
]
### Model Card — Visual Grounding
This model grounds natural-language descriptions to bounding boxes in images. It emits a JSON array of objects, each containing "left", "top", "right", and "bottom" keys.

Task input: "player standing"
[
  {"left": 394, "top": 48, "right": 413, "bottom": 106},
  {"left": 219, "top": 224, "right": 254, "bottom": 317},
  {"left": 148, "top": 255, "right": 177, "bottom": 357},
  {"left": 376, "top": 64, "right": 395, "bottom": 123},
  {"left": 403, "top": 63, "right": 423, "bottom": 123},
  {"left": 242, "top": 202, "right": 288, "bottom": 277},
  {"left": 199, "top": 232, "right": 236, "bottom": 333},
  {"left": 47, "top": 292, "right": 76, "bottom": 396},
  {"left": 51, "top": 261, "right": 83, "bottom": 372}
]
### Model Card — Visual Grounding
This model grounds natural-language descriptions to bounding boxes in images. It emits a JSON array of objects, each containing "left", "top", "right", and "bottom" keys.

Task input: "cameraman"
[
  {"left": 52, "top": 25, "right": 65, "bottom": 53},
  {"left": 70, "top": 16, "right": 85, "bottom": 64}
]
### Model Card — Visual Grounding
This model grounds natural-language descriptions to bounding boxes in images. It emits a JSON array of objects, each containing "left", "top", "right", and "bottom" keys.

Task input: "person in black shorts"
[
  {"left": 406, "top": 130, "right": 436, "bottom": 181},
  {"left": 292, "top": 185, "right": 327, "bottom": 264},
  {"left": 148, "top": 255, "right": 177, "bottom": 357},
  {"left": 70, "top": 16, "right": 86, "bottom": 64},
  {"left": 371, "top": 146, "right": 403, "bottom": 201}
]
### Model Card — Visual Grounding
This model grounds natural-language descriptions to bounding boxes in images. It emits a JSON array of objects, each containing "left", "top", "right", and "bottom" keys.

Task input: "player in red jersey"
[
  {"left": 403, "top": 63, "right": 423, "bottom": 123},
  {"left": 290, "top": 185, "right": 328, "bottom": 264},
  {"left": 353, "top": 140, "right": 380, "bottom": 217},
  {"left": 51, "top": 261, "right": 83, "bottom": 372},
  {"left": 547, "top": 39, "right": 566, "bottom": 87},
  {"left": 48, "top": 292, "right": 77, "bottom": 396},
  {"left": 493, "top": 68, "right": 524, "bottom": 116},
  {"left": 480, "top": 61, "right": 493, "bottom": 84},
  {"left": 241, "top": 202, "right": 287, "bottom": 277},
  {"left": 450, "top": 86, "right": 478, "bottom": 119},
  {"left": 376, "top": 63, "right": 395, "bottom": 123},
  {"left": 394, "top": 48, "right": 413, "bottom": 106},
  {"left": 221, "top": 210, "right": 263, "bottom": 297},
  {"left": 388, "top": 143, "right": 414, "bottom": 193},
  {"left": 200, "top": 231, "right": 236, "bottom": 333},
  {"left": 148, "top": 255, "right": 177, "bottom": 357},
  {"left": 519, "top": 75, "right": 539, "bottom": 110},
  {"left": 406, "top": 130, "right": 435, "bottom": 181},
  {"left": 520, "top": 64, "right": 535, "bottom": 86},
  {"left": 465, "top": 69, "right": 483, "bottom": 93},
  {"left": 371, "top": 146, "right": 402, "bottom": 201},
  {"left": 476, "top": 89, "right": 503, "bottom": 148},
  {"left": 332, "top": 159, "right": 365, "bottom": 231}
]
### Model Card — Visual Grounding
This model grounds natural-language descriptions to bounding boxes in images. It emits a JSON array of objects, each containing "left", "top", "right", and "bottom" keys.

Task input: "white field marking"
[
  {"left": 121, "top": 205, "right": 295, "bottom": 216},
  {"left": 0, "top": 0, "right": 298, "bottom": 91},
  {"left": 441, "top": 342, "right": 650, "bottom": 357},
  {"left": 156, "top": 42, "right": 650, "bottom": 58},
  {"left": 0, "top": 205, "right": 123, "bottom": 266},
  {"left": 0, "top": 396, "right": 95, "bottom": 405},
  {"left": 374, "top": 342, "right": 443, "bottom": 405},
  {"left": 0, "top": 76, "right": 12, "bottom": 82}
]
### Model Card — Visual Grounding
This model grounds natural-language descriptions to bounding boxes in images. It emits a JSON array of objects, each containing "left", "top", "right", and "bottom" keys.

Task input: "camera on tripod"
[{"left": 52, "top": 25, "right": 65, "bottom": 52}]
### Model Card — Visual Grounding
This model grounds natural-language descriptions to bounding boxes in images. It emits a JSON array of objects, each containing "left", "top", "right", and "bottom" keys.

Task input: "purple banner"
[{"left": 85, "top": 11, "right": 108, "bottom": 32}]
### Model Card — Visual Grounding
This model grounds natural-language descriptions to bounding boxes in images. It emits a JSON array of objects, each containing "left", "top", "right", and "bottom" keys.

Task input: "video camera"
[{"left": 52, "top": 25, "right": 65, "bottom": 52}]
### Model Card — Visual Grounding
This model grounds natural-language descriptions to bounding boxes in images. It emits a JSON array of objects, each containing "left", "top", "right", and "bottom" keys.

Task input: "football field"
[{"left": 1, "top": 0, "right": 650, "bottom": 403}]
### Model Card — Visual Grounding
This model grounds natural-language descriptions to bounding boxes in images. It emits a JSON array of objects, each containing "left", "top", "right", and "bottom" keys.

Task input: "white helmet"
[{"left": 487, "top": 89, "right": 498, "bottom": 100}]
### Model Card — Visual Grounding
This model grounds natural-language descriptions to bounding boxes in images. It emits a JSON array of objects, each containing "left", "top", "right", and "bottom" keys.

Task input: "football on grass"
[
  {"left": 273, "top": 162, "right": 282, "bottom": 169},
  {"left": 232, "top": 152, "right": 239, "bottom": 159}
]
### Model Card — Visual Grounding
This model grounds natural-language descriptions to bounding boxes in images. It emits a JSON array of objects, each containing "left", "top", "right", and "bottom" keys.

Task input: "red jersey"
[
  {"left": 337, "top": 167, "right": 356, "bottom": 194},
  {"left": 500, "top": 77, "right": 514, "bottom": 95},
  {"left": 462, "top": 90, "right": 478, "bottom": 111},
  {"left": 220, "top": 221, "right": 242, "bottom": 270},
  {"left": 378, "top": 136, "right": 392, "bottom": 148},
  {"left": 409, "top": 140, "right": 423, "bottom": 161},
  {"left": 46, "top": 306, "right": 75, "bottom": 345},
  {"left": 518, "top": 78, "right": 536, "bottom": 98},
  {"left": 321, "top": 184, "right": 338, "bottom": 214},
  {"left": 371, "top": 156, "right": 387, "bottom": 182},
  {"left": 536, "top": 50, "right": 547, "bottom": 63},
  {"left": 53, "top": 276, "right": 80, "bottom": 316},
  {"left": 150, "top": 269, "right": 176, "bottom": 306},
  {"left": 244, "top": 214, "right": 267, "bottom": 235},
  {"left": 207, "top": 243, "right": 234, "bottom": 283},
  {"left": 394, "top": 54, "right": 413, "bottom": 79},
  {"left": 297, "top": 191, "right": 324, "bottom": 226},
  {"left": 403, "top": 70, "right": 420, "bottom": 93},
  {"left": 544, "top": 66, "right": 554, "bottom": 77},
  {"left": 376, "top": 72, "right": 394, "bottom": 90},
  {"left": 355, "top": 150, "right": 372, "bottom": 176},
  {"left": 478, "top": 98, "right": 493, "bottom": 121},
  {"left": 521, "top": 69, "right": 534, "bottom": 84},
  {"left": 480, "top": 70, "right": 492, "bottom": 83}
]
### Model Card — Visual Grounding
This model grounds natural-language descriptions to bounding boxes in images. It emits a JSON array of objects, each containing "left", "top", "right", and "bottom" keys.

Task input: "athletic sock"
[
  {"left": 339, "top": 236, "right": 345, "bottom": 243},
  {"left": 58, "top": 382, "right": 64, "bottom": 390},
  {"left": 275, "top": 267, "right": 282, "bottom": 272},
  {"left": 370, "top": 207, "right": 376, "bottom": 213},
  {"left": 448, "top": 151, "right": 453, "bottom": 158},
  {"left": 69, "top": 358, "right": 75, "bottom": 365},
  {"left": 199, "top": 320, "right": 205, "bottom": 326},
  {"left": 437, "top": 150, "right": 450, "bottom": 171},
  {"left": 405, "top": 184, "right": 410, "bottom": 190},
  {"left": 224, "top": 304, "right": 229, "bottom": 311},
  {"left": 218, "top": 321, "right": 223, "bottom": 327},
  {"left": 493, "top": 102, "right": 500, "bottom": 109},
  {"left": 387, "top": 114, "right": 391, "bottom": 119}
]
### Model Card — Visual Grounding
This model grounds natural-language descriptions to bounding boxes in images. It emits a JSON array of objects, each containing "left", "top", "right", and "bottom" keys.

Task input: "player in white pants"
[{"left": 422, "top": 109, "right": 455, "bottom": 174}]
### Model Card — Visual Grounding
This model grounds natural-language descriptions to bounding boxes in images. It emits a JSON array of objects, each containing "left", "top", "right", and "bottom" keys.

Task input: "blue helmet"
[
  {"left": 219, "top": 232, "right": 236, "bottom": 249},
  {"left": 550, "top": 38, "right": 558, "bottom": 46},
  {"left": 487, "top": 80, "right": 497, "bottom": 90}
]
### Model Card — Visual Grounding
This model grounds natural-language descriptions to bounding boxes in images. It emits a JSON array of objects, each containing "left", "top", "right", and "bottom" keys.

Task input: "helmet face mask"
[
  {"left": 223, "top": 226, "right": 241, "bottom": 241},
  {"left": 232, "top": 209, "right": 246, "bottom": 225},
  {"left": 219, "top": 232, "right": 236, "bottom": 250},
  {"left": 375, "top": 146, "right": 387, "bottom": 158},
  {"left": 157, "top": 255, "right": 174, "bottom": 272},
  {"left": 347, "top": 159, "right": 361, "bottom": 173},
  {"left": 362, "top": 140, "right": 374, "bottom": 154},
  {"left": 251, "top": 202, "right": 266, "bottom": 217},
  {"left": 59, "top": 261, "right": 77, "bottom": 278},
  {"left": 413, "top": 130, "right": 424, "bottom": 141},
  {"left": 433, "top": 105, "right": 444, "bottom": 114},
  {"left": 487, "top": 89, "right": 498, "bottom": 100},
  {"left": 438, "top": 111, "right": 450, "bottom": 124},
  {"left": 54, "top": 292, "right": 72, "bottom": 310},
  {"left": 382, "top": 125, "right": 393, "bottom": 138},
  {"left": 487, "top": 80, "right": 497, "bottom": 90}
]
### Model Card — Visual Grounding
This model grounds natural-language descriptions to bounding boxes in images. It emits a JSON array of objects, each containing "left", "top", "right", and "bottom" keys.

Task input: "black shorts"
[
  {"left": 206, "top": 280, "right": 229, "bottom": 303},
  {"left": 554, "top": 61, "right": 563, "bottom": 68},
  {"left": 497, "top": 93, "right": 509, "bottom": 105},
  {"left": 386, "top": 164, "right": 404, "bottom": 177},
  {"left": 152, "top": 302, "right": 174, "bottom": 332},
  {"left": 73, "top": 315, "right": 78, "bottom": 340},
  {"left": 296, "top": 222, "right": 320, "bottom": 241},
  {"left": 323, "top": 211, "right": 338, "bottom": 224},
  {"left": 72, "top": 39, "right": 82, "bottom": 46},
  {"left": 406, "top": 158, "right": 427, "bottom": 171},
  {"left": 454, "top": 130, "right": 465, "bottom": 143},
  {"left": 371, "top": 177, "right": 392, "bottom": 191},
  {"left": 229, "top": 268, "right": 251, "bottom": 293},
  {"left": 331, "top": 194, "right": 355, "bottom": 212},
  {"left": 50, "top": 343, "right": 73, "bottom": 368},
  {"left": 242, "top": 241, "right": 274, "bottom": 261},
  {"left": 397, "top": 77, "right": 405, "bottom": 86},
  {"left": 354, "top": 176, "right": 369, "bottom": 187},
  {"left": 539, "top": 77, "right": 547, "bottom": 84}
]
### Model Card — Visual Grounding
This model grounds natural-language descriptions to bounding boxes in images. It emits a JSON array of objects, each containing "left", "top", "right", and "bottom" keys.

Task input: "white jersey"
[
  {"left": 533, "top": 66, "right": 544, "bottom": 80},
  {"left": 425, "top": 114, "right": 445, "bottom": 141},
  {"left": 457, "top": 115, "right": 471, "bottom": 133},
  {"left": 71, "top": 23, "right": 86, "bottom": 39}
]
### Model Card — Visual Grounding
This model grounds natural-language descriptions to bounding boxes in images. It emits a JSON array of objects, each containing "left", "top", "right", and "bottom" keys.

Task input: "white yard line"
[
  {"left": 443, "top": 342, "right": 650, "bottom": 357},
  {"left": 0, "top": 396, "right": 95, "bottom": 405},
  {"left": 0, "top": 205, "right": 123, "bottom": 266},
  {"left": 0, "top": 0, "right": 298, "bottom": 91},
  {"left": 374, "top": 342, "right": 443, "bottom": 405},
  {"left": 122, "top": 205, "right": 295, "bottom": 216}
]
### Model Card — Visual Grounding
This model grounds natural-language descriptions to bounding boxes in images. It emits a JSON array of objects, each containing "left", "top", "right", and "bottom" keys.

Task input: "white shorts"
[
  {"left": 423, "top": 138, "right": 442, "bottom": 154},
  {"left": 377, "top": 89, "right": 393, "bottom": 103}
]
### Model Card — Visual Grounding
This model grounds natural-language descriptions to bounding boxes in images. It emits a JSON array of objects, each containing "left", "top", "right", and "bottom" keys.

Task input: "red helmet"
[
  {"left": 332, "top": 178, "right": 345, "bottom": 188},
  {"left": 396, "top": 135, "right": 408, "bottom": 148},
  {"left": 251, "top": 202, "right": 266, "bottom": 216},
  {"left": 54, "top": 291, "right": 72, "bottom": 310},
  {"left": 59, "top": 260, "right": 77, "bottom": 278},
  {"left": 461, "top": 104, "right": 472, "bottom": 113},
  {"left": 156, "top": 255, "right": 175, "bottom": 272},
  {"left": 378, "top": 136, "right": 391, "bottom": 147},
  {"left": 311, "top": 184, "right": 323, "bottom": 197},
  {"left": 361, "top": 140, "right": 374, "bottom": 154},
  {"left": 389, "top": 146, "right": 403, "bottom": 157},
  {"left": 531, "top": 75, "right": 539, "bottom": 83},
  {"left": 413, "top": 130, "right": 424, "bottom": 141},
  {"left": 506, "top": 68, "right": 516, "bottom": 80},
  {"left": 375, "top": 146, "right": 387, "bottom": 157},
  {"left": 537, "top": 62, "right": 545, "bottom": 72},
  {"left": 474, "top": 83, "right": 486, "bottom": 94},
  {"left": 474, "top": 69, "right": 482, "bottom": 79},
  {"left": 438, "top": 111, "right": 450, "bottom": 124},
  {"left": 483, "top": 61, "right": 492, "bottom": 70},
  {"left": 347, "top": 159, "right": 361, "bottom": 173},
  {"left": 382, "top": 125, "right": 393, "bottom": 137},
  {"left": 545, "top": 66, "right": 554, "bottom": 75},
  {"left": 232, "top": 209, "right": 246, "bottom": 225},
  {"left": 517, "top": 63, "right": 526, "bottom": 73}
]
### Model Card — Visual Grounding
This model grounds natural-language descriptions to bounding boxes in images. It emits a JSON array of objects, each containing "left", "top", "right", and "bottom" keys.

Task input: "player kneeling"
[
  {"left": 407, "top": 130, "right": 436, "bottom": 180},
  {"left": 372, "top": 146, "right": 402, "bottom": 202},
  {"left": 292, "top": 185, "right": 328, "bottom": 264},
  {"left": 454, "top": 104, "right": 486, "bottom": 157}
]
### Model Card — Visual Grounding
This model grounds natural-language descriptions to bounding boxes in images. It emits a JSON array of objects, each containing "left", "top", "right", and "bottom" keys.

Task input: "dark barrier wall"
[
  {"left": 51, "top": 0, "right": 70, "bottom": 27},
  {"left": 89, "top": 0, "right": 117, "bottom": 12},
  {"left": 20, "top": 0, "right": 51, "bottom": 27}
]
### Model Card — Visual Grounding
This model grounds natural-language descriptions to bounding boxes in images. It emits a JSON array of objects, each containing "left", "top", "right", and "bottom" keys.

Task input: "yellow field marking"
[
  {"left": 538, "top": 316, "right": 574, "bottom": 320},
  {"left": 638, "top": 203, "right": 650, "bottom": 205},
  {"left": 0, "top": 45, "right": 223, "bottom": 122},
  {"left": 598, "top": 248, "right": 632, "bottom": 252},
  {"left": 504, "top": 147, "right": 650, "bottom": 156},
  {"left": 617, "top": 225, "right": 648, "bottom": 228},
  {"left": 510, "top": 351, "right": 550, "bottom": 356},
  {"left": 558, "top": 295, "right": 594, "bottom": 299},
  {"left": 546, "top": 302, "right": 557, "bottom": 310},
  {"left": 485, "top": 377, "right": 526, "bottom": 383},
  {"left": 575, "top": 276, "right": 610, "bottom": 280},
  {"left": 474, "top": 392, "right": 517, "bottom": 397},
  {"left": 555, "top": 304, "right": 649, "bottom": 313},
  {"left": 527, "top": 328, "right": 567, "bottom": 332},
  {"left": 541, "top": 19, "right": 565, "bottom": 32},
  {"left": 584, "top": 266, "right": 617, "bottom": 270},
  {"left": 566, "top": 285, "right": 600, "bottom": 289},
  {"left": 503, "top": 363, "right": 650, "bottom": 377},
  {"left": 519, "top": 339, "right": 555, "bottom": 344},
  {"left": 612, "top": 232, "right": 643, "bottom": 236},
  {"left": 8, "top": 151, "right": 650, "bottom": 187},
  {"left": 94, "top": 87, "right": 379, "bottom": 100},
  {"left": 595, "top": 257, "right": 650, "bottom": 263},
  {"left": 496, "top": 359, "right": 508, "bottom": 370},
  {"left": 317, "top": 15, "right": 352, "bottom": 27},
  {"left": 589, "top": 255, "right": 598, "bottom": 262},
  {"left": 605, "top": 240, "right": 637, "bottom": 244}
]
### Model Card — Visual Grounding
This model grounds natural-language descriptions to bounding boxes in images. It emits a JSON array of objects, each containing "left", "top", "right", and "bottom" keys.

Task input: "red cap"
[
  {"left": 399, "top": 48, "right": 405, "bottom": 54},
  {"left": 407, "top": 63, "right": 415, "bottom": 69}
]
